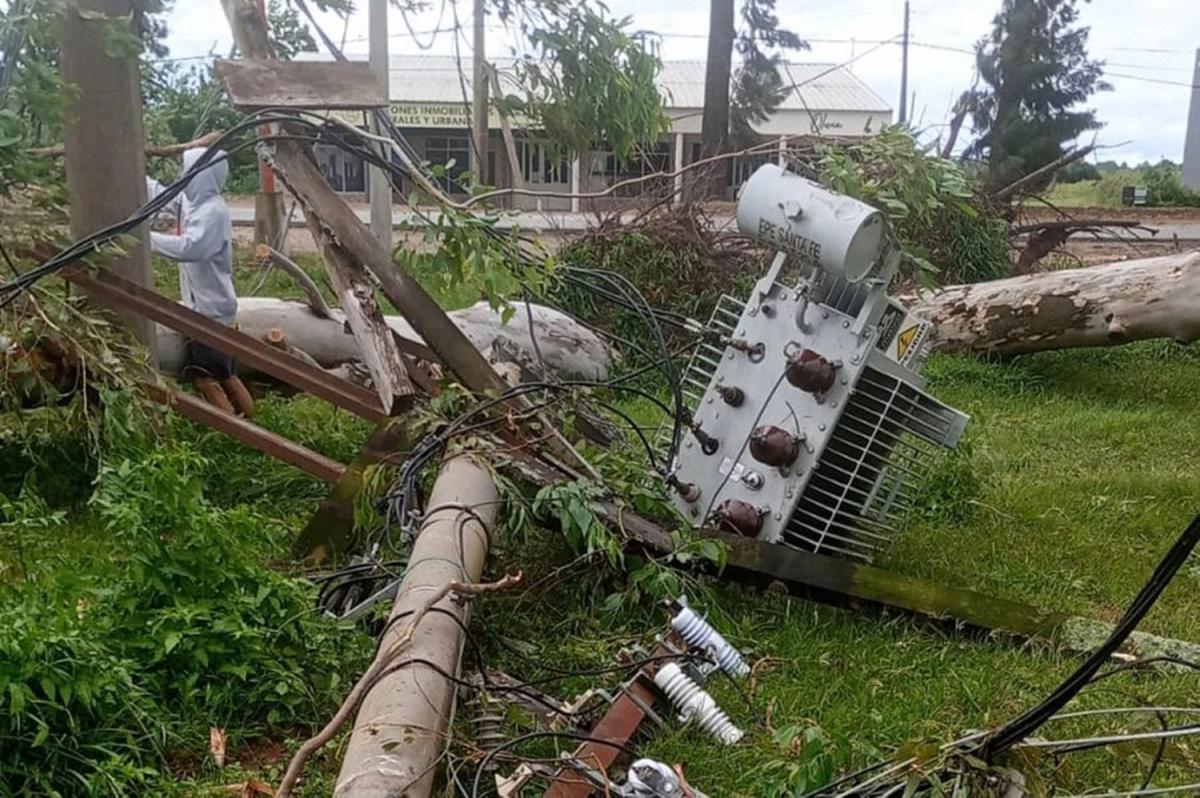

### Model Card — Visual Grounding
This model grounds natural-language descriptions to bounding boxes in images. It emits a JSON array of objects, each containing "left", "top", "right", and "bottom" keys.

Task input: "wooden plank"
[
  {"left": 212, "top": 16, "right": 415, "bottom": 416},
  {"left": 214, "top": 59, "right": 385, "bottom": 109},
  {"left": 145, "top": 383, "right": 346, "bottom": 483}
]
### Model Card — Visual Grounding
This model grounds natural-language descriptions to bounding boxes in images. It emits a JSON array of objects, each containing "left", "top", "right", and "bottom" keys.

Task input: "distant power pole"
[
  {"left": 471, "top": 0, "right": 488, "bottom": 183},
  {"left": 368, "top": 0, "right": 392, "bottom": 248},
  {"left": 253, "top": 0, "right": 284, "bottom": 246},
  {"left": 898, "top": 0, "right": 910, "bottom": 125},
  {"left": 60, "top": 0, "right": 157, "bottom": 360},
  {"left": 1183, "top": 48, "right": 1200, "bottom": 190}
]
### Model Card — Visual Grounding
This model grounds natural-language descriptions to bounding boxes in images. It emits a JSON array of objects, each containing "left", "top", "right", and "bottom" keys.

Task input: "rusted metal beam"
[
  {"left": 144, "top": 383, "right": 346, "bottom": 483},
  {"left": 543, "top": 645, "right": 673, "bottom": 798},
  {"left": 64, "top": 267, "right": 387, "bottom": 422}
]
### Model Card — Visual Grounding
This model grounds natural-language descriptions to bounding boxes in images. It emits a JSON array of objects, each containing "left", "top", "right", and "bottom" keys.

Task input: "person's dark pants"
[{"left": 181, "top": 339, "right": 236, "bottom": 381}]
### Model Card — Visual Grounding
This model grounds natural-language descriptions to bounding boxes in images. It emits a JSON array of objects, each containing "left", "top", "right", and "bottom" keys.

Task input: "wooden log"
[{"left": 904, "top": 251, "right": 1200, "bottom": 357}]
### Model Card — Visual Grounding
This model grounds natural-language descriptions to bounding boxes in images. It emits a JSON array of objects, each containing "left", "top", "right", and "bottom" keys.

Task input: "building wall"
[{"left": 314, "top": 110, "right": 885, "bottom": 208}]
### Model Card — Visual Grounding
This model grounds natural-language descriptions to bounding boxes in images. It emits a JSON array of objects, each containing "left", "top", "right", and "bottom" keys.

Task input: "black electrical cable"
[
  {"left": 469, "top": 730, "right": 642, "bottom": 798},
  {"left": 980, "top": 513, "right": 1200, "bottom": 759}
]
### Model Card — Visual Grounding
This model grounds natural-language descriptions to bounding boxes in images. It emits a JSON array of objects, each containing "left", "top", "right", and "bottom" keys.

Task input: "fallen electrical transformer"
[{"left": 668, "top": 163, "right": 969, "bottom": 562}]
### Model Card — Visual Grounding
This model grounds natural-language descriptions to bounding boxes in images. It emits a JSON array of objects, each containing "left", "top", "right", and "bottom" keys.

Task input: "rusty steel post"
[{"left": 335, "top": 456, "right": 498, "bottom": 798}]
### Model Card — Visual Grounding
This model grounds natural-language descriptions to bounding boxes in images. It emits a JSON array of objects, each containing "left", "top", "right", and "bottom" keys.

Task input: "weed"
[{"left": 0, "top": 432, "right": 371, "bottom": 795}]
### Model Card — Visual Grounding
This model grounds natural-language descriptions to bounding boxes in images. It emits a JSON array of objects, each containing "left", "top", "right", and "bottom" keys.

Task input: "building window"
[
  {"left": 425, "top": 135, "right": 471, "bottom": 194},
  {"left": 517, "top": 139, "right": 569, "bottom": 185},
  {"left": 314, "top": 143, "right": 366, "bottom": 193},
  {"left": 594, "top": 140, "right": 671, "bottom": 196}
]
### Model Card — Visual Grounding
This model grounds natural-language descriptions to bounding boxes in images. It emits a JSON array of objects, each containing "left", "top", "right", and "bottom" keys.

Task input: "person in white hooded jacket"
[{"left": 147, "top": 147, "right": 254, "bottom": 416}]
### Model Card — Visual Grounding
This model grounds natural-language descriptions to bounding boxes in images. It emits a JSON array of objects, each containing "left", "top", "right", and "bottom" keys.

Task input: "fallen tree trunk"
[
  {"left": 904, "top": 251, "right": 1200, "bottom": 357},
  {"left": 154, "top": 297, "right": 613, "bottom": 382}
]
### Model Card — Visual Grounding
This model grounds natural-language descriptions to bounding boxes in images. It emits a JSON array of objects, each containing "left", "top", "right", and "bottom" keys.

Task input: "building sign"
[{"left": 389, "top": 102, "right": 470, "bottom": 128}]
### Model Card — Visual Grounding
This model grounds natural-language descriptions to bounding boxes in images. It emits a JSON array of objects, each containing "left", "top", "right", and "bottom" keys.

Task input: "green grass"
[
  {"left": 11, "top": 247, "right": 1200, "bottom": 794},
  {"left": 470, "top": 341, "right": 1200, "bottom": 796}
]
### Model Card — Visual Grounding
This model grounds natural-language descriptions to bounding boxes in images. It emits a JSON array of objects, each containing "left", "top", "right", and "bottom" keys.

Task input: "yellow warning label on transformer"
[{"left": 896, "top": 325, "right": 920, "bottom": 362}]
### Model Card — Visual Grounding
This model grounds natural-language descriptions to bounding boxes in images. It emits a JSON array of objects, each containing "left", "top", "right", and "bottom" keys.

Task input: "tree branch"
[
  {"left": 30, "top": 130, "right": 225, "bottom": 159},
  {"left": 254, "top": 243, "right": 332, "bottom": 319}
]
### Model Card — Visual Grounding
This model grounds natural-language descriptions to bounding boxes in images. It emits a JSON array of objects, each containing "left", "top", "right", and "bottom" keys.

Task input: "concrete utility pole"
[
  {"left": 898, "top": 0, "right": 910, "bottom": 124},
  {"left": 253, "top": 0, "right": 285, "bottom": 246},
  {"left": 59, "top": 0, "right": 157, "bottom": 361},
  {"left": 471, "top": 0, "right": 488, "bottom": 182},
  {"left": 1183, "top": 48, "right": 1200, "bottom": 190},
  {"left": 368, "top": 0, "right": 392, "bottom": 248},
  {"left": 336, "top": 456, "right": 499, "bottom": 797}
]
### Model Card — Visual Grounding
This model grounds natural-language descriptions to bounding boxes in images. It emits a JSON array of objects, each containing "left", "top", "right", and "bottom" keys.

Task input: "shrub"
[
  {"left": 0, "top": 441, "right": 370, "bottom": 795},
  {"left": 816, "top": 127, "right": 1011, "bottom": 286},
  {"left": 1143, "top": 161, "right": 1200, "bottom": 207}
]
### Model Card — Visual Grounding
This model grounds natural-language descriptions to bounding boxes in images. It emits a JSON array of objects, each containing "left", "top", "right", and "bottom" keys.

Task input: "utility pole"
[
  {"left": 60, "top": 0, "right": 157, "bottom": 361},
  {"left": 368, "top": 0, "right": 392, "bottom": 248},
  {"left": 253, "top": 0, "right": 285, "bottom": 246},
  {"left": 898, "top": 0, "right": 910, "bottom": 125},
  {"left": 696, "top": 0, "right": 736, "bottom": 200},
  {"left": 1182, "top": 48, "right": 1200, "bottom": 190},
  {"left": 471, "top": 0, "right": 488, "bottom": 184}
]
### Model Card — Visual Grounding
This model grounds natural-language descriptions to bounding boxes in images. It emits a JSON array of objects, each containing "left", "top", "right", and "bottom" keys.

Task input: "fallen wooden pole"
[{"left": 333, "top": 455, "right": 499, "bottom": 798}]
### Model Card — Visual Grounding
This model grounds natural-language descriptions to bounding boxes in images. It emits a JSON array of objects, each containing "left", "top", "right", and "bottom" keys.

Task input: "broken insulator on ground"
[
  {"left": 691, "top": 424, "right": 720, "bottom": 455},
  {"left": 749, "top": 425, "right": 802, "bottom": 468},
  {"left": 653, "top": 663, "right": 744, "bottom": 744},
  {"left": 716, "top": 385, "right": 745, "bottom": 407},
  {"left": 785, "top": 348, "right": 837, "bottom": 393},
  {"left": 716, "top": 499, "right": 765, "bottom": 538}
]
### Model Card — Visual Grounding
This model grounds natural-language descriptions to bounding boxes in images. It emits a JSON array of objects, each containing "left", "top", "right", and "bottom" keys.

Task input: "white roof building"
[
  {"left": 378, "top": 55, "right": 891, "bottom": 138},
  {"left": 315, "top": 55, "right": 891, "bottom": 208}
]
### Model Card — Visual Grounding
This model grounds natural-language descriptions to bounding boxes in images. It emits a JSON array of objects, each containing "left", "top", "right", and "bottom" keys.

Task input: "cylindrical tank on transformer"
[{"left": 736, "top": 163, "right": 887, "bottom": 283}]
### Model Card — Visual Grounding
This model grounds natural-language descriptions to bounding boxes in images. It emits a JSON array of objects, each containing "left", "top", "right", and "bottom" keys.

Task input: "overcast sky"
[{"left": 162, "top": 0, "right": 1200, "bottom": 165}]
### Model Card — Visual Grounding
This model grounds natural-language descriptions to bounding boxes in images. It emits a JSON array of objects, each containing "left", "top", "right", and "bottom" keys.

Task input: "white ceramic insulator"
[
  {"left": 653, "top": 663, "right": 744, "bottom": 745},
  {"left": 670, "top": 605, "right": 750, "bottom": 679},
  {"left": 736, "top": 162, "right": 886, "bottom": 282}
]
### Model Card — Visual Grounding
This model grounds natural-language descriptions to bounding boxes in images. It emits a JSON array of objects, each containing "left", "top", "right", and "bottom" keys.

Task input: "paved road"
[
  {"left": 229, "top": 204, "right": 1200, "bottom": 241},
  {"left": 228, "top": 205, "right": 600, "bottom": 232}
]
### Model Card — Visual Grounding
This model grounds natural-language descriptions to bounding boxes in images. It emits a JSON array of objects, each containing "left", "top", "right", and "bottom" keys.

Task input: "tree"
[
  {"left": 695, "top": 0, "right": 805, "bottom": 198},
  {"left": 967, "top": 0, "right": 1109, "bottom": 197},
  {"left": 729, "top": 0, "right": 807, "bottom": 146},
  {"left": 493, "top": 0, "right": 669, "bottom": 165}
]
